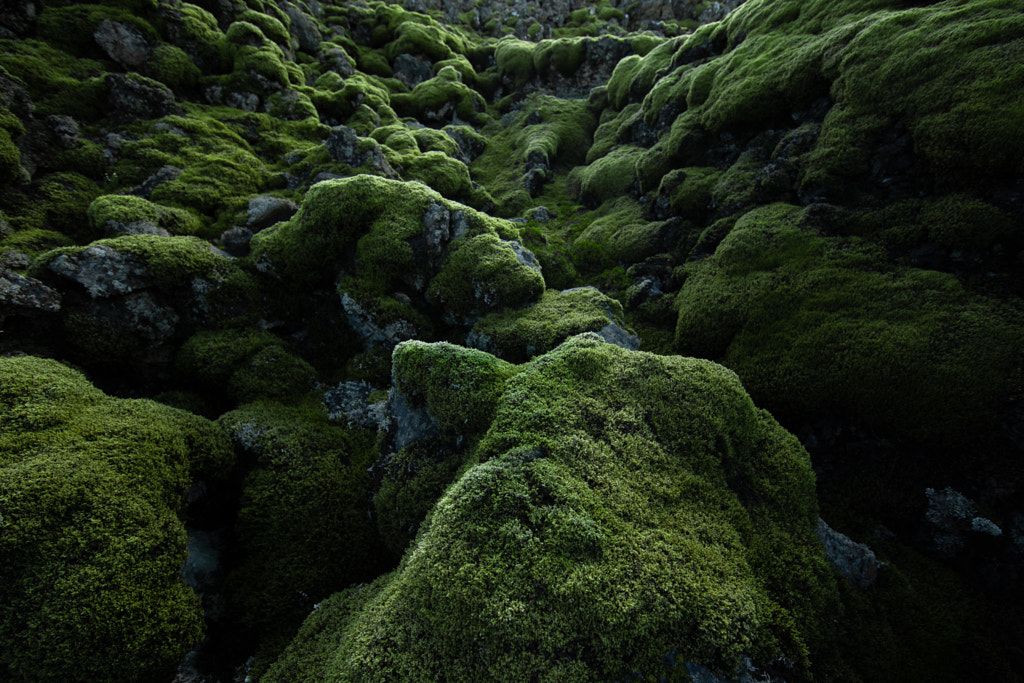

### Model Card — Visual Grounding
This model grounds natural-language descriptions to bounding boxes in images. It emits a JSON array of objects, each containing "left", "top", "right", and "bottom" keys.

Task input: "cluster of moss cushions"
[
  {"left": 265, "top": 334, "right": 838, "bottom": 681},
  {"left": 0, "top": 356, "right": 233, "bottom": 681}
]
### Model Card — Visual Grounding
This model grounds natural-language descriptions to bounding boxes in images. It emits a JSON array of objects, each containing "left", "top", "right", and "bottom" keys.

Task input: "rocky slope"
[{"left": 1, "top": 0, "right": 1022, "bottom": 681}]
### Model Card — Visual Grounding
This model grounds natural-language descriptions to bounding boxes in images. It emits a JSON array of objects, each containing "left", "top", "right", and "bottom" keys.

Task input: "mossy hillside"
[
  {"left": 0, "top": 355, "right": 233, "bottom": 681},
  {"left": 588, "top": 0, "right": 1024, "bottom": 205},
  {"left": 468, "top": 287, "right": 635, "bottom": 363},
  {"left": 469, "top": 96, "right": 598, "bottom": 216},
  {"left": 574, "top": 195, "right": 677, "bottom": 264},
  {"left": 267, "top": 334, "right": 838, "bottom": 681},
  {"left": 217, "top": 400, "right": 389, "bottom": 666},
  {"left": 674, "top": 203, "right": 1024, "bottom": 443}
]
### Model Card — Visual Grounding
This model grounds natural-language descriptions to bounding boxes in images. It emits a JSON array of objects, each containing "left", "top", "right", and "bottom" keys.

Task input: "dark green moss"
[
  {"left": 674, "top": 203, "right": 1024, "bottom": 443},
  {"left": 217, "top": 400, "right": 389, "bottom": 667},
  {"left": 0, "top": 355, "right": 233, "bottom": 682}
]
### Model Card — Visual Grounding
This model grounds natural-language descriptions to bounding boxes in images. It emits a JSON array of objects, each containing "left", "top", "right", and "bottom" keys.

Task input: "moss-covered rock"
[
  {"left": 265, "top": 334, "right": 838, "bottom": 681},
  {"left": 217, "top": 400, "right": 389, "bottom": 665},
  {"left": 674, "top": 203, "right": 1024, "bottom": 442},
  {"left": 0, "top": 355, "right": 233, "bottom": 682},
  {"left": 250, "top": 174, "right": 542, "bottom": 337},
  {"left": 467, "top": 286, "right": 637, "bottom": 363}
]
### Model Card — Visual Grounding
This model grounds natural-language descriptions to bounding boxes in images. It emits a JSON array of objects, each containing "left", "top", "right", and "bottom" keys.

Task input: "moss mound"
[
  {"left": 0, "top": 356, "right": 233, "bottom": 681},
  {"left": 266, "top": 334, "right": 838, "bottom": 681},
  {"left": 674, "top": 203, "right": 1024, "bottom": 442}
]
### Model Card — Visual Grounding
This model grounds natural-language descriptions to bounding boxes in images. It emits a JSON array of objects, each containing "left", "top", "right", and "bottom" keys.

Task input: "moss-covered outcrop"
[
  {"left": 266, "top": 334, "right": 839, "bottom": 681},
  {"left": 217, "top": 400, "right": 390, "bottom": 667},
  {"left": 0, "top": 355, "right": 233, "bottom": 681},
  {"left": 674, "top": 203, "right": 1024, "bottom": 443}
]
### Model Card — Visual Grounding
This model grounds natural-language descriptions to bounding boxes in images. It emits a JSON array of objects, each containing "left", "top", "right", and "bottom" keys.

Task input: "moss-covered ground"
[{"left": 1, "top": 0, "right": 1022, "bottom": 680}]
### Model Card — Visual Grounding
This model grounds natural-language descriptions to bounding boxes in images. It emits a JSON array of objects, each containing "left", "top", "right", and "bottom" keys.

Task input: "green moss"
[
  {"left": 469, "top": 287, "right": 634, "bottom": 363},
  {"left": 0, "top": 127, "right": 24, "bottom": 185},
  {"left": 674, "top": 202, "right": 1024, "bottom": 443},
  {"left": 37, "top": 4, "right": 158, "bottom": 61},
  {"left": 237, "top": 10, "right": 291, "bottom": 47},
  {"left": 170, "top": 3, "right": 232, "bottom": 73},
  {"left": 266, "top": 334, "right": 837, "bottom": 681},
  {"left": 0, "top": 228, "right": 73, "bottom": 257},
  {"left": 390, "top": 71, "right": 487, "bottom": 126},
  {"left": 217, "top": 400, "right": 389, "bottom": 665},
  {"left": 572, "top": 144, "right": 641, "bottom": 203},
  {"left": 176, "top": 328, "right": 292, "bottom": 396},
  {"left": 575, "top": 196, "right": 672, "bottom": 264},
  {"left": 35, "top": 172, "right": 104, "bottom": 240},
  {"left": 495, "top": 37, "right": 537, "bottom": 86},
  {"left": 148, "top": 44, "right": 202, "bottom": 92},
  {"left": 656, "top": 166, "right": 720, "bottom": 221},
  {"left": 427, "top": 233, "right": 545, "bottom": 320},
  {"left": 0, "top": 39, "right": 108, "bottom": 120},
  {"left": 54, "top": 139, "right": 107, "bottom": 179},
  {"left": 395, "top": 151, "right": 472, "bottom": 199},
  {"left": 0, "top": 355, "right": 233, "bottom": 681}
]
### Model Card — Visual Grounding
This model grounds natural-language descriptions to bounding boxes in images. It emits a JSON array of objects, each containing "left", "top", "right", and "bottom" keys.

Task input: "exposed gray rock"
[
  {"left": 247, "top": 195, "right": 298, "bottom": 231},
  {"left": 817, "top": 518, "right": 882, "bottom": 588},
  {"left": 47, "top": 245, "right": 154, "bottom": 298},
  {"left": 595, "top": 322, "right": 641, "bottom": 351},
  {"left": 508, "top": 239, "right": 542, "bottom": 276},
  {"left": 393, "top": 53, "right": 435, "bottom": 89},
  {"left": 319, "top": 46, "right": 355, "bottom": 77},
  {"left": 382, "top": 379, "right": 439, "bottom": 454},
  {"left": 225, "top": 90, "right": 260, "bottom": 112},
  {"left": 923, "top": 486, "right": 1003, "bottom": 558},
  {"left": 101, "top": 219, "right": 170, "bottom": 238},
  {"left": 15, "top": 115, "right": 81, "bottom": 178},
  {"left": 326, "top": 125, "right": 397, "bottom": 178},
  {"left": 93, "top": 18, "right": 151, "bottom": 68},
  {"left": 129, "top": 165, "right": 183, "bottom": 198},
  {"left": 323, "top": 380, "right": 387, "bottom": 429},
  {"left": 0, "top": 249, "right": 29, "bottom": 270},
  {"left": 283, "top": 2, "right": 322, "bottom": 52},
  {"left": 0, "top": 270, "right": 61, "bottom": 313},
  {"left": 340, "top": 292, "right": 419, "bottom": 348},
  {"left": 105, "top": 73, "right": 179, "bottom": 122},
  {"left": 0, "top": 0, "right": 36, "bottom": 38},
  {"left": 220, "top": 226, "right": 253, "bottom": 257}
]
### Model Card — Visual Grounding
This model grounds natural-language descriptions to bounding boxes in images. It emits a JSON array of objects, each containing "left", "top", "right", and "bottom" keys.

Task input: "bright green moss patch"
[
  {"left": 674, "top": 203, "right": 1024, "bottom": 442},
  {"left": 87, "top": 194, "right": 204, "bottom": 236},
  {"left": 217, "top": 400, "right": 389, "bottom": 666},
  {"left": 267, "top": 334, "right": 837, "bottom": 681},
  {"left": 0, "top": 355, "right": 233, "bottom": 681}
]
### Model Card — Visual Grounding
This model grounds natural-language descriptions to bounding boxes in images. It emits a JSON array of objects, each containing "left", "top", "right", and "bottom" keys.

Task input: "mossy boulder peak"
[
  {"left": 268, "top": 335, "right": 838, "bottom": 681},
  {"left": 1, "top": 0, "right": 1023, "bottom": 679}
]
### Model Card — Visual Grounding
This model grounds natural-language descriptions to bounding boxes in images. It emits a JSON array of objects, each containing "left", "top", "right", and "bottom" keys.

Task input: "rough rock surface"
[
  {"left": 48, "top": 245, "right": 154, "bottom": 298},
  {"left": 93, "top": 19, "right": 151, "bottom": 68},
  {"left": 816, "top": 518, "right": 882, "bottom": 588},
  {"left": 922, "top": 487, "right": 1003, "bottom": 559}
]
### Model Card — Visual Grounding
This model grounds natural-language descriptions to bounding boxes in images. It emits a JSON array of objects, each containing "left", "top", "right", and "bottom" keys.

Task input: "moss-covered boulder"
[
  {"left": 674, "top": 203, "right": 1024, "bottom": 442},
  {"left": 217, "top": 401, "right": 390, "bottom": 665},
  {"left": 250, "top": 175, "right": 544, "bottom": 342},
  {"left": 0, "top": 355, "right": 233, "bottom": 681},
  {"left": 467, "top": 286, "right": 639, "bottom": 363},
  {"left": 266, "top": 334, "right": 839, "bottom": 681}
]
